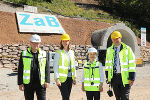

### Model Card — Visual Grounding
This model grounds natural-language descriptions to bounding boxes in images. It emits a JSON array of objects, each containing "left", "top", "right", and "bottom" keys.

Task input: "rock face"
[
  {"left": 140, "top": 46, "right": 150, "bottom": 62},
  {"left": 0, "top": 44, "right": 149, "bottom": 70},
  {"left": 0, "top": 44, "right": 92, "bottom": 69}
]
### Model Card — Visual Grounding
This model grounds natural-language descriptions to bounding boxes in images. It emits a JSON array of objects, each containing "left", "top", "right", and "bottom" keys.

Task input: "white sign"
[
  {"left": 16, "top": 12, "right": 65, "bottom": 34},
  {"left": 24, "top": 5, "right": 38, "bottom": 13},
  {"left": 141, "top": 27, "right": 146, "bottom": 46}
]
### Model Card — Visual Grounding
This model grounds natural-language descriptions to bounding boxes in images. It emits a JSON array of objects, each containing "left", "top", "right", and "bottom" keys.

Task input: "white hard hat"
[
  {"left": 30, "top": 34, "right": 41, "bottom": 42},
  {"left": 88, "top": 47, "right": 97, "bottom": 54}
]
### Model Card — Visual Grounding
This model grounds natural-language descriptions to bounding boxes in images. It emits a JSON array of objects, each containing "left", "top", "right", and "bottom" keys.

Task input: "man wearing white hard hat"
[
  {"left": 18, "top": 34, "right": 50, "bottom": 100},
  {"left": 81, "top": 47, "right": 104, "bottom": 100}
]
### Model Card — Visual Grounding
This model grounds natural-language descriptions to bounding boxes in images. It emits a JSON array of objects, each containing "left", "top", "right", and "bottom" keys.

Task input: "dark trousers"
[
  {"left": 86, "top": 91, "right": 100, "bottom": 100},
  {"left": 24, "top": 84, "right": 46, "bottom": 100},
  {"left": 58, "top": 77, "right": 73, "bottom": 100},
  {"left": 111, "top": 74, "right": 131, "bottom": 100}
]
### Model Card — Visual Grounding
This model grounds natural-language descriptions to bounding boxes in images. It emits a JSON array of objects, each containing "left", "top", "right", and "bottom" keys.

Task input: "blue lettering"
[
  {"left": 45, "top": 16, "right": 59, "bottom": 27},
  {"left": 34, "top": 18, "right": 46, "bottom": 26},
  {"left": 19, "top": 14, "right": 33, "bottom": 25}
]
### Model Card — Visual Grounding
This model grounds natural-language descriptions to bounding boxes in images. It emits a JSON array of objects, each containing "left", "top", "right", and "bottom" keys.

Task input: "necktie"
[{"left": 113, "top": 47, "right": 118, "bottom": 73}]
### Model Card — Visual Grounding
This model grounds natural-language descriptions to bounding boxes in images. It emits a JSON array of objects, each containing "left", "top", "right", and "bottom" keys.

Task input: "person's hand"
[
  {"left": 44, "top": 82, "right": 49, "bottom": 88},
  {"left": 106, "top": 79, "right": 111, "bottom": 84},
  {"left": 81, "top": 83, "right": 85, "bottom": 92},
  {"left": 100, "top": 86, "right": 103, "bottom": 92},
  {"left": 56, "top": 79, "right": 61, "bottom": 86},
  {"left": 100, "top": 83, "right": 103, "bottom": 92},
  {"left": 19, "top": 84, "right": 24, "bottom": 91},
  {"left": 129, "top": 80, "right": 134, "bottom": 86},
  {"left": 73, "top": 78, "right": 76, "bottom": 85}
]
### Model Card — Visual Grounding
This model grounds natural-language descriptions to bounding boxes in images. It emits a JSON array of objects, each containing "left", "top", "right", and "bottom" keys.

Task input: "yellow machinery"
[
  {"left": 135, "top": 58, "right": 143, "bottom": 67},
  {"left": 77, "top": 60, "right": 83, "bottom": 69}
]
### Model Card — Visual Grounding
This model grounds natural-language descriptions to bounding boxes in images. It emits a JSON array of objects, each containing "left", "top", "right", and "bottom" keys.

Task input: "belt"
[
  {"left": 68, "top": 69, "right": 71, "bottom": 72},
  {"left": 114, "top": 73, "right": 121, "bottom": 76}
]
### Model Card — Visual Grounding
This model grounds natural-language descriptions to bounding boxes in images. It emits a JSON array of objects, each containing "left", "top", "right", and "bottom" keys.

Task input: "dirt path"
[{"left": 0, "top": 63, "right": 150, "bottom": 100}]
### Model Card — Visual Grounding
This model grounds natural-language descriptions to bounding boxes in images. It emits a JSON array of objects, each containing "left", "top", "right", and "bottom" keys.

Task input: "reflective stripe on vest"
[
  {"left": 57, "top": 50, "right": 75, "bottom": 83},
  {"left": 105, "top": 42, "right": 136, "bottom": 86},
  {"left": 84, "top": 61, "right": 101, "bottom": 91},
  {"left": 22, "top": 48, "right": 46, "bottom": 85}
]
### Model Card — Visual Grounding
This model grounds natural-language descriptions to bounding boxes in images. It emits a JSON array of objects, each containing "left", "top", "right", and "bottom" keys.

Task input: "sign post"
[{"left": 141, "top": 27, "right": 146, "bottom": 46}]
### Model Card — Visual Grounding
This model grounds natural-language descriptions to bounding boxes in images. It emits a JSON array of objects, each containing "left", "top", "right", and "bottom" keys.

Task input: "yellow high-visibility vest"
[
  {"left": 84, "top": 60, "right": 101, "bottom": 91},
  {"left": 57, "top": 50, "right": 75, "bottom": 83},
  {"left": 105, "top": 42, "right": 136, "bottom": 86},
  {"left": 22, "top": 48, "right": 46, "bottom": 85}
]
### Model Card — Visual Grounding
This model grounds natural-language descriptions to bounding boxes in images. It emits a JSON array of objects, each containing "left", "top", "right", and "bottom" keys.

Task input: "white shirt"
[{"left": 114, "top": 44, "right": 121, "bottom": 73}]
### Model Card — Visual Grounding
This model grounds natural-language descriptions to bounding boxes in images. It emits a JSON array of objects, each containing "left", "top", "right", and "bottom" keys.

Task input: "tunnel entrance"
[
  {"left": 91, "top": 23, "right": 140, "bottom": 62},
  {"left": 106, "top": 29, "right": 137, "bottom": 49}
]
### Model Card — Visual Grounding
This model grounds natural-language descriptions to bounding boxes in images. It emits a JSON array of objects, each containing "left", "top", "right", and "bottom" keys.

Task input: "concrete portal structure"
[{"left": 91, "top": 23, "right": 140, "bottom": 58}]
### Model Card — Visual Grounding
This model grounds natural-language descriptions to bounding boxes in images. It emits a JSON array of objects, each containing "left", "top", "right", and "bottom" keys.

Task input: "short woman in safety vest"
[
  {"left": 81, "top": 47, "right": 104, "bottom": 100},
  {"left": 54, "top": 33, "right": 76, "bottom": 100}
]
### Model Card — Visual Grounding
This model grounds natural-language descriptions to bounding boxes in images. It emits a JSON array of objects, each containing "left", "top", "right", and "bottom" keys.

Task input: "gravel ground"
[
  {"left": 0, "top": 2, "right": 23, "bottom": 13},
  {"left": 0, "top": 63, "right": 150, "bottom": 100}
]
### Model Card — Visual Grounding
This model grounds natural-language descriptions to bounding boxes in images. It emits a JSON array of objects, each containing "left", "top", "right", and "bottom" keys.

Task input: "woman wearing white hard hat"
[
  {"left": 18, "top": 34, "right": 50, "bottom": 100},
  {"left": 53, "top": 33, "right": 76, "bottom": 100},
  {"left": 81, "top": 47, "right": 104, "bottom": 100}
]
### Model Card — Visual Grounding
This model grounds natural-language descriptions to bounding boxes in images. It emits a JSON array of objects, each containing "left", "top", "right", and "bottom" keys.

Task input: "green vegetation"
[
  {"left": 7, "top": 0, "right": 119, "bottom": 23},
  {"left": 5, "top": 0, "right": 140, "bottom": 36},
  {"left": 96, "top": 0, "right": 150, "bottom": 40}
]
